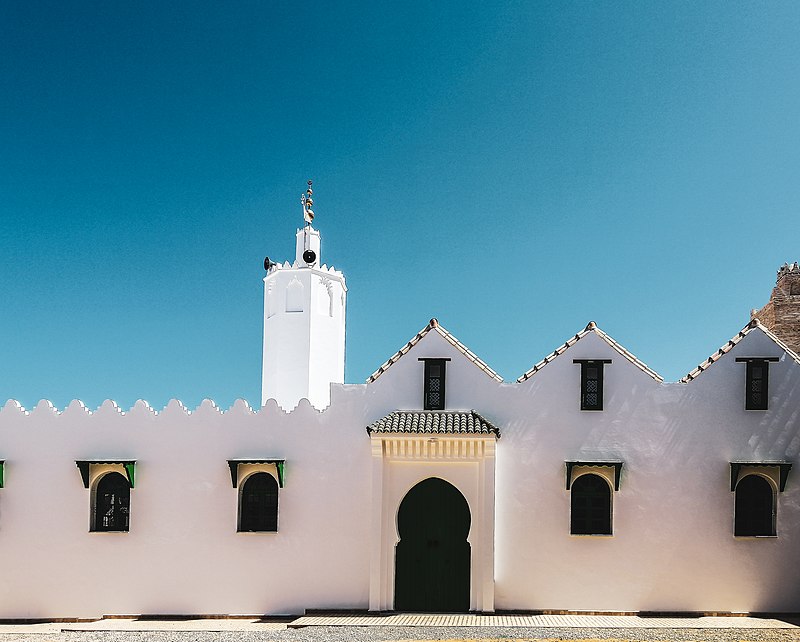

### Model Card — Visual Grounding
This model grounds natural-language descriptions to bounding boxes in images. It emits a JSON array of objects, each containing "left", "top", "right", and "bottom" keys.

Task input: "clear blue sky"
[{"left": 1, "top": 1, "right": 798, "bottom": 410}]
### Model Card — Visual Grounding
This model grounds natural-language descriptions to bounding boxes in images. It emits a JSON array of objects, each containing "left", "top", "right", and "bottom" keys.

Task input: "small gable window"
[
  {"left": 239, "top": 472, "right": 279, "bottom": 532},
  {"left": 420, "top": 358, "right": 449, "bottom": 411},
  {"left": 736, "top": 358, "right": 778, "bottom": 410},
  {"left": 573, "top": 359, "right": 611, "bottom": 411}
]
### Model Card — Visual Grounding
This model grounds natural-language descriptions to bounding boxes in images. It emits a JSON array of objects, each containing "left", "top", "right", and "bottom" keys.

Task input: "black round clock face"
[{"left": 303, "top": 249, "right": 316, "bottom": 264}]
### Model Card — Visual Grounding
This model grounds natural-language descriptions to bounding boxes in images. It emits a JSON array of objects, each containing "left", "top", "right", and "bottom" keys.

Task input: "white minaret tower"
[{"left": 261, "top": 181, "right": 347, "bottom": 410}]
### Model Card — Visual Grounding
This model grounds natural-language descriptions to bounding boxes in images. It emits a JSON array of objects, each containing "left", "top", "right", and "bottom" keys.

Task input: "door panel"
[{"left": 395, "top": 477, "right": 470, "bottom": 612}]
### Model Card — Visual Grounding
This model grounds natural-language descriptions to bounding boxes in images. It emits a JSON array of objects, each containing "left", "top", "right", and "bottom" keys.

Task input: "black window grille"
[
  {"left": 575, "top": 360, "right": 610, "bottom": 411},
  {"left": 239, "top": 472, "right": 278, "bottom": 532},
  {"left": 570, "top": 473, "right": 612, "bottom": 535},
  {"left": 735, "top": 474, "right": 775, "bottom": 536},
  {"left": 94, "top": 472, "right": 130, "bottom": 532},
  {"left": 736, "top": 358, "right": 778, "bottom": 410},
  {"left": 423, "top": 359, "right": 447, "bottom": 410},
  {"left": 745, "top": 360, "right": 769, "bottom": 410}
]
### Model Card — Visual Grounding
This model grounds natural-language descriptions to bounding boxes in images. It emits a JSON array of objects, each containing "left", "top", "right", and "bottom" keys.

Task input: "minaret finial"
[{"left": 301, "top": 180, "right": 315, "bottom": 226}]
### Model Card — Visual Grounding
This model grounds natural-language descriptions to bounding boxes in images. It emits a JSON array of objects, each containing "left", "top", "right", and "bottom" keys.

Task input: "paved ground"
[
  {"left": 0, "top": 614, "right": 799, "bottom": 642},
  {"left": 290, "top": 613, "right": 800, "bottom": 629}
]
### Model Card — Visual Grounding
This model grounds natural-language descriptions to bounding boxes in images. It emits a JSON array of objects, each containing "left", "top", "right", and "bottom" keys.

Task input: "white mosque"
[{"left": 1, "top": 183, "right": 799, "bottom": 619}]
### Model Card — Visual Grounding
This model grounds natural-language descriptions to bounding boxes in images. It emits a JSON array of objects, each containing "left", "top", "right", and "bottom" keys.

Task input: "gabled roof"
[
  {"left": 366, "top": 318, "right": 502, "bottom": 383},
  {"left": 516, "top": 321, "right": 663, "bottom": 383},
  {"left": 367, "top": 410, "right": 500, "bottom": 436},
  {"left": 680, "top": 319, "right": 800, "bottom": 383}
]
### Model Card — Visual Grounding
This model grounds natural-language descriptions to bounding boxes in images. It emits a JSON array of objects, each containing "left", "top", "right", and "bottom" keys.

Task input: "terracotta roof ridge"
[
  {"left": 592, "top": 325, "right": 664, "bottom": 383},
  {"left": 681, "top": 319, "right": 800, "bottom": 383},
  {"left": 517, "top": 322, "right": 663, "bottom": 383},
  {"left": 366, "top": 319, "right": 503, "bottom": 383}
]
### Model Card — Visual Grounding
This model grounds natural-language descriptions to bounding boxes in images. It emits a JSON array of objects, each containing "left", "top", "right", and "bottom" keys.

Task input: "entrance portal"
[{"left": 394, "top": 477, "right": 471, "bottom": 612}]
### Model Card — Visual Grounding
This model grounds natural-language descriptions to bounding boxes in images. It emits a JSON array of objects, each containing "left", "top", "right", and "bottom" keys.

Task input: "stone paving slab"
[
  {"left": 63, "top": 618, "right": 289, "bottom": 632},
  {"left": 0, "top": 623, "right": 62, "bottom": 635},
  {"left": 289, "top": 613, "right": 800, "bottom": 629},
  {"left": 0, "top": 619, "right": 289, "bottom": 634}
]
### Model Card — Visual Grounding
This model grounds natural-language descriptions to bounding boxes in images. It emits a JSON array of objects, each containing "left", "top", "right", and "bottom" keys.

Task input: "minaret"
[{"left": 261, "top": 182, "right": 347, "bottom": 410}]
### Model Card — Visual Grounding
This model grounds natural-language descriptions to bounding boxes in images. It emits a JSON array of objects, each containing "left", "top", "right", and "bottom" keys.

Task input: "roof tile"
[
  {"left": 366, "top": 410, "right": 500, "bottom": 436},
  {"left": 367, "top": 319, "right": 502, "bottom": 383},
  {"left": 517, "top": 321, "right": 663, "bottom": 383},
  {"left": 680, "top": 319, "right": 800, "bottom": 382}
]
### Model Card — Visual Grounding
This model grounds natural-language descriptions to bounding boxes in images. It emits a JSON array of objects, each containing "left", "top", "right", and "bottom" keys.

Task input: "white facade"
[{"left": 1, "top": 217, "right": 800, "bottom": 618}]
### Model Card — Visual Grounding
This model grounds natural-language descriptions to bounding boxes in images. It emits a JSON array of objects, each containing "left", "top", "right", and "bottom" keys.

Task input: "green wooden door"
[{"left": 394, "top": 477, "right": 471, "bottom": 612}]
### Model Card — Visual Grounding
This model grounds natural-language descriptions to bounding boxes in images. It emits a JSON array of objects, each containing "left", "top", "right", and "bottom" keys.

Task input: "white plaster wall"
[
  {"left": 494, "top": 327, "right": 800, "bottom": 612},
  {"left": 308, "top": 275, "right": 346, "bottom": 403},
  {"left": 2, "top": 325, "right": 800, "bottom": 616},
  {"left": 0, "top": 390, "right": 372, "bottom": 619}
]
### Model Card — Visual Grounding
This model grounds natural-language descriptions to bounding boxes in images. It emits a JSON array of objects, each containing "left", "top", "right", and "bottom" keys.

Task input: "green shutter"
[{"left": 123, "top": 462, "right": 136, "bottom": 488}]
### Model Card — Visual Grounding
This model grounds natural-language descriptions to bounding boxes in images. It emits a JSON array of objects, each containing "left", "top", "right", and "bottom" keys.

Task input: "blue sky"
[{"left": 1, "top": 1, "right": 799, "bottom": 410}]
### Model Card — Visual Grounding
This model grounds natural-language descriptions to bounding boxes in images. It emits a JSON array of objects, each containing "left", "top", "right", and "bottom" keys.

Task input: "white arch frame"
[
  {"left": 569, "top": 471, "right": 614, "bottom": 536},
  {"left": 733, "top": 470, "right": 778, "bottom": 537},
  {"left": 369, "top": 434, "right": 496, "bottom": 612},
  {"left": 235, "top": 464, "right": 281, "bottom": 533}
]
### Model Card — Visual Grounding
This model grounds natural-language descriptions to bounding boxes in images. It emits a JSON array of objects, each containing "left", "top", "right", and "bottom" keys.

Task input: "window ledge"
[
  {"left": 734, "top": 534, "right": 777, "bottom": 539},
  {"left": 570, "top": 533, "right": 613, "bottom": 538}
]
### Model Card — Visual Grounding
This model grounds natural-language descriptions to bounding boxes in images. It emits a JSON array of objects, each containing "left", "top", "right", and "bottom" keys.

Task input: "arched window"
[
  {"left": 570, "top": 473, "right": 612, "bottom": 535},
  {"left": 735, "top": 474, "right": 775, "bottom": 536},
  {"left": 239, "top": 472, "right": 278, "bottom": 532},
  {"left": 93, "top": 472, "right": 130, "bottom": 532}
]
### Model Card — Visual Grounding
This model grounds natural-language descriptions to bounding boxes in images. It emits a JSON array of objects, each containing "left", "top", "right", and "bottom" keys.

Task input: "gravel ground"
[{"left": 1, "top": 628, "right": 800, "bottom": 642}]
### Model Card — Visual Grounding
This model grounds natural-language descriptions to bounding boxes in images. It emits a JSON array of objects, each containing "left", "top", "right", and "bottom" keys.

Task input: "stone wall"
[{"left": 751, "top": 262, "right": 800, "bottom": 354}]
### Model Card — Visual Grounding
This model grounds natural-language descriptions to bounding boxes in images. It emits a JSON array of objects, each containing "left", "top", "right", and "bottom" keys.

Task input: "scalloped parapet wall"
[
  {"left": 0, "top": 397, "right": 260, "bottom": 416},
  {"left": 266, "top": 261, "right": 344, "bottom": 278}
]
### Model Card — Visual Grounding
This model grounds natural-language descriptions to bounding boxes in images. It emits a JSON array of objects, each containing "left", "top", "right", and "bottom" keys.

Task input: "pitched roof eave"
[
  {"left": 680, "top": 319, "right": 800, "bottom": 383},
  {"left": 516, "top": 321, "right": 663, "bottom": 383},
  {"left": 366, "top": 318, "right": 503, "bottom": 384}
]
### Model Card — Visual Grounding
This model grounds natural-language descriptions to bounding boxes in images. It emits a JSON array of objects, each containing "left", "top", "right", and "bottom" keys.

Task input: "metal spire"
[{"left": 301, "top": 180, "right": 314, "bottom": 226}]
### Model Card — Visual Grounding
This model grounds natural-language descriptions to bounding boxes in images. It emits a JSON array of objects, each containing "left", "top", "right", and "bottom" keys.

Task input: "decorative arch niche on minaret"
[
  {"left": 286, "top": 277, "right": 304, "bottom": 313},
  {"left": 318, "top": 276, "right": 334, "bottom": 317}
]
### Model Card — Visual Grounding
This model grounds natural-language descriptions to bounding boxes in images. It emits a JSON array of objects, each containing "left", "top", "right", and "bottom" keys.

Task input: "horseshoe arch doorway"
[{"left": 394, "top": 477, "right": 471, "bottom": 612}]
